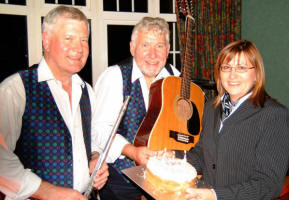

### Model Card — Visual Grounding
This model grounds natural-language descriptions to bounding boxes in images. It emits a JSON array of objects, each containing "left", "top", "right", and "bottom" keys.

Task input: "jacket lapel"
[{"left": 221, "top": 100, "right": 261, "bottom": 135}]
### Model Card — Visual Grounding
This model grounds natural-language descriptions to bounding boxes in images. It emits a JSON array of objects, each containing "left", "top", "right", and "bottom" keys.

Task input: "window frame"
[{"left": 0, "top": 0, "right": 178, "bottom": 85}]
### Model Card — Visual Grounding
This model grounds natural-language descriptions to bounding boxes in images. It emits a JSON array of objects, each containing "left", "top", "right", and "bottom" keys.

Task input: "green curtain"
[{"left": 176, "top": 0, "right": 242, "bottom": 82}]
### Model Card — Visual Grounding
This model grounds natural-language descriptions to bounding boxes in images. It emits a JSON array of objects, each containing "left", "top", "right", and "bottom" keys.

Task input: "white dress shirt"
[
  {"left": 93, "top": 58, "right": 180, "bottom": 163},
  {"left": 0, "top": 58, "right": 99, "bottom": 199}
]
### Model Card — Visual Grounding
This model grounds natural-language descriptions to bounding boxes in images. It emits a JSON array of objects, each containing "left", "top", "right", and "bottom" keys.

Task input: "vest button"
[{"left": 212, "top": 164, "right": 216, "bottom": 169}]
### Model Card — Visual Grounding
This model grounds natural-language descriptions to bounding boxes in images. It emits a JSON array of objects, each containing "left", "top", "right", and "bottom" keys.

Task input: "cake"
[{"left": 145, "top": 153, "right": 197, "bottom": 192}]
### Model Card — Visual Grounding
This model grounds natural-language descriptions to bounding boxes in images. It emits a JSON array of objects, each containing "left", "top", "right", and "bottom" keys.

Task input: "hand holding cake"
[{"left": 185, "top": 188, "right": 216, "bottom": 200}]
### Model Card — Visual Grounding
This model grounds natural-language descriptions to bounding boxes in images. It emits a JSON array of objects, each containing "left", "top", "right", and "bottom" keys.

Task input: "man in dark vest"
[
  {"left": 93, "top": 17, "right": 180, "bottom": 199},
  {"left": 0, "top": 6, "right": 108, "bottom": 200}
]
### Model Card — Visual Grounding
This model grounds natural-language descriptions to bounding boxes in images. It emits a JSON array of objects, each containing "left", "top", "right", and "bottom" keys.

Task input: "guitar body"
[{"left": 134, "top": 76, "right": 204, "bottom": 151}]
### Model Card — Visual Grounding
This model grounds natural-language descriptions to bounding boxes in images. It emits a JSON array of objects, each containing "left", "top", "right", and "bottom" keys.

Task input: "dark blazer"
[{"left": 180, "top": 98, "right": 289, "bottom": 200}]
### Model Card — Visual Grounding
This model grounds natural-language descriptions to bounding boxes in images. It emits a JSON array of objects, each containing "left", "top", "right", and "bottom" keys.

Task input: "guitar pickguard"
[{"left": 187, "top": 100, "right": 201, "bottom": 135}]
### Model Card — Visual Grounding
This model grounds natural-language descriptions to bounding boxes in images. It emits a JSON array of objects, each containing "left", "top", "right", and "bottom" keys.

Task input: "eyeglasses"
[{"left": 220, "top": 65, "right": 255, "bottom": 73}]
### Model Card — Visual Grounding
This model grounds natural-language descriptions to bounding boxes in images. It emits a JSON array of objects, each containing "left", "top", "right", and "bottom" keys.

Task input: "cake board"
[{"left": 122, "top": 165, "right": 188, "bottom": 200}]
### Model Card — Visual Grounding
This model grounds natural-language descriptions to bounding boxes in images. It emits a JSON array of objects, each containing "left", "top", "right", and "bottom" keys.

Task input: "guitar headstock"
[
  {"left": 176, "top": 0, "right": 194, "bottom": 19},
  {"left": 176, "top": 0, "right": 195, "bottom": 77}
]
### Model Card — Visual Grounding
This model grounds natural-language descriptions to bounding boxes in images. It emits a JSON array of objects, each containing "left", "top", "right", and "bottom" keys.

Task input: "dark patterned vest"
[
  {"left": 112, "top": 58, "right": 174, "bottom": 174},
  {"left": 15, "top": 65, "right": 91, "bottom": 189}
]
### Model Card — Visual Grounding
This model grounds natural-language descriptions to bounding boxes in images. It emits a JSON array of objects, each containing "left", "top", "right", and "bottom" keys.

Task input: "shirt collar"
[
  {"left": 37, "top": 57, "right": 85, "bottom": 88},
  {"left": 131, "top": 58, "right": 171, "bottom": 83},
  {"left": 131, "top": 58, "right": 143, "bottom": 82},
  {"left": 221, "top": 92, "right": 252, "bottom": 112}
]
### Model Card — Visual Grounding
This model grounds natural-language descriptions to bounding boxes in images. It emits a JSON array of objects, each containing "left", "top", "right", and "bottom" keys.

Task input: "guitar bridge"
[{"left": 169, "top": 131, "right": 194, "bottom": 144}]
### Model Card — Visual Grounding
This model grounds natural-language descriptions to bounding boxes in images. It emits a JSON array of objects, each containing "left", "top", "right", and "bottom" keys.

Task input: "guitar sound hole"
[{"left": 174, "top": 97, "right": 193, "bottom": 122}]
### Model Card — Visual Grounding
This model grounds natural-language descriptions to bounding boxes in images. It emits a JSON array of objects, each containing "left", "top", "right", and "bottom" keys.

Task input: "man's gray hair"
[
  {"left": 42, "top": 5, "right": 89, "bottom": 33},
  {"left": 131, "top": 17, "right": 170, "bottom": 46}
]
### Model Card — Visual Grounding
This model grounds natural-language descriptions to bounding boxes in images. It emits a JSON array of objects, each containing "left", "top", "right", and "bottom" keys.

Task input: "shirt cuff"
[{"left": 9, "top": 170, "right": 41, "bottom": 200}]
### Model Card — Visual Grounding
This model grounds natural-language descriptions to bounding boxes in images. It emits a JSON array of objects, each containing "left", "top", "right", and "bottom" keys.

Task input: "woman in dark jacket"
[{"left": 178, "top": 40, "right": 289, "bottom": 200}]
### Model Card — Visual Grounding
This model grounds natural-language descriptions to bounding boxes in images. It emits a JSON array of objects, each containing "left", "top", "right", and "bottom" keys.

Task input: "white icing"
[{"left": 146, "top": 155, "right": 197, "bottom": 184}]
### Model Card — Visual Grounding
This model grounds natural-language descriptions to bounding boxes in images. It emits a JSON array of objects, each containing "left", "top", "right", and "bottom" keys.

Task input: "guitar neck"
[{"left": 181, "top": 16, "right": 194, "bottom": 100}]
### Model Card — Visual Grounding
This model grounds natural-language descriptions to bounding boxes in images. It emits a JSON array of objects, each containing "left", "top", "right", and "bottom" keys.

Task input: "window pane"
[
  {"left": 0, "top": 14, "right": 28, "bottom": 82},
  {"left": 135, "top": 0, "right": 147, "bottom": 13},
  {"left": 58, "top": 0, "right": 72, "bottom": 5},
  {"left": 160, "top": 0, "right": 173, "bottom": 13},
  {"left": 168, "top": 54, "right": 181, "bottom": 71},
  {"left": 103, "top": 0, "right": 116, "bottom": 11},
  {"left": 107, "top": 25, "right": 134, "bottom": 66},
  {"left": 176, "top": 53, "right": 181, "bottom": 71},
  {"left": 169, "top": 23, "right": 174, "bottom": 49},
  {"left": 75, "top": 0, "right": 86, "bottom": 6},
  {"left": 175, "top": 25, "right": 180, "bottom": 51},
  {"left": 45, "top": 0, "right": 55, "bottom": 4},
  {"left": 167, "top": 54, "right": 173, "bottom": 64},
  {"left": 170, "top": 23, "right": 180, "bottom": 51},
  {"left": 119, "top": 0, "right": 131, "bottom": 12},
  {"left": 8, "top": 0, "right": 26, "bottom": 5},
  {"left": 78, "top": 48, "right": 92, "bottom": 85},
  {"left": 78, "top": 20, "right": 92, "bottom": 85},
  {"left": 169, "top": 22, "right": 180, "bottom": 50}
]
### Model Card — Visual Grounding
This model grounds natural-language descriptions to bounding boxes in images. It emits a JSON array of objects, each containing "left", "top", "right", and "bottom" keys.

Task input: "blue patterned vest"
[
  {"left": 15, "top": 65, "right": 91, "bottom": 189},
  {"left": 112, "top": 58, "right": 174, "bottom": 174}
]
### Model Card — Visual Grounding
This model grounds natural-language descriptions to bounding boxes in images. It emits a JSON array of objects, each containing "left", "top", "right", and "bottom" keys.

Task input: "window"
[
  {"left": 0, "top": 14, "right": 28, "bottom": 82},
  {"left": 44, "top": 0, "right": 86, "bottom": 6},
  {"left": 0, "top": 0, "right": 26, "bottom": 5},
  {"left": 168, "top": 22, "right": 181, "bottom": 71},
  {"left": 160, "top": 0, "right": 174, "bottom": 13},
  {"left": 0, "top": 0, "right": 179, "bottom": 85},
  {"left": 103, "top": 0, "right": 148, "bottom": 12},
  {"left": 79, "top": 21, "right": 92, "bottom": 84},
  {"left": 107, "top": 25, "right": 134, "bottom": 66}
]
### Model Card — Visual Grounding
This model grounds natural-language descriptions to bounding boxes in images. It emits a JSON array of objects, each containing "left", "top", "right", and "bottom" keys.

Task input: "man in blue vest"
[
  {"left": 0, "top": 6, "right": 108, "bottom": 200},
  {"left": 93, "top": 17, "right": 180, "bottom": 199}
]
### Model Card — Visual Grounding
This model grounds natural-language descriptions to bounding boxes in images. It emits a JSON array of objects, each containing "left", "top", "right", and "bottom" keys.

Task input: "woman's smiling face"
[{"left": 220, "top": 53, "right": 256, "bottom": 103}]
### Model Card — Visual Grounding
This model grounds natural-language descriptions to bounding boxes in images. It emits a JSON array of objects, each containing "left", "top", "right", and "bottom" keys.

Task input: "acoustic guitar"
[{"left": 134, "top": 0, "right": 204, "bottom": 151}]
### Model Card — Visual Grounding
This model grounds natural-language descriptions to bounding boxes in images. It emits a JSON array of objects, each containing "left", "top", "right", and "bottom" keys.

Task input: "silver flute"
[{"left": 84, "top": 95, "right": 131, "bottom": 198}]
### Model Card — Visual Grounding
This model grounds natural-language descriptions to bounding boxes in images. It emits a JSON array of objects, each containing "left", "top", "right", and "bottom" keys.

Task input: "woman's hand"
[{"left": 185, "top": 188, "right": 216, "bottom": 200}]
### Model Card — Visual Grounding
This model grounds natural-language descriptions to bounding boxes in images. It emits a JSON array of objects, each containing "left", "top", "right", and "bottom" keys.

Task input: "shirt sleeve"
[
  {"left": 92, "top": 66, "right": 130, "bottom": 163},
  {"left": 0, "top": 73, "right": 41, "bottom": 199}
]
